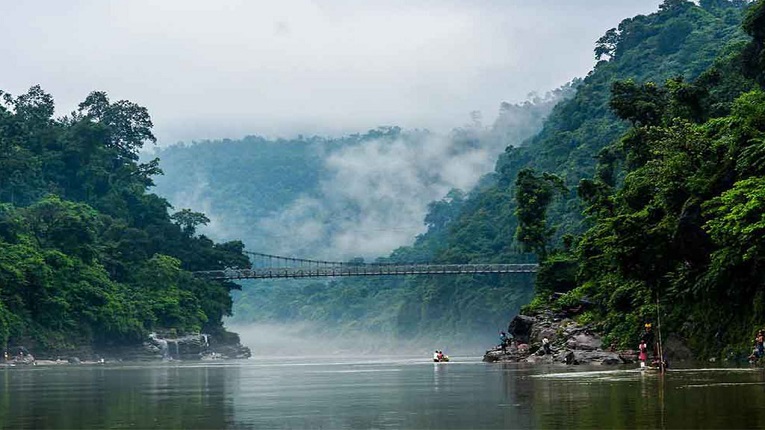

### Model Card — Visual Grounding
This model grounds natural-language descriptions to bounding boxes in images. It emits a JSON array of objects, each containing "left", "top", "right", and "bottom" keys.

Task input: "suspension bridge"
[{"left": 194, "top": 252, "right": 538, "bottom": 280}]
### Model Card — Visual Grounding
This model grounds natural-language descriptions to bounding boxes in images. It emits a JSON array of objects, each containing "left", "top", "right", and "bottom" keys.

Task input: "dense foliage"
[
  {"left": 527, "top": 0, "right": 765, "bottom": 357},
  {"left": 0, "top": 89, "right": 248, "bottom": 354},
  {"left": 344, "top": 0, "right": 753, "bottom": 349}
]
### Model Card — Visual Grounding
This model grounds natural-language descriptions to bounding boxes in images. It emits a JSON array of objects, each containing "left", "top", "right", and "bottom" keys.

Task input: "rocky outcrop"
[
  {"left": 483, "top": 311, "right": 635, "bottom": 366},
  {"left": 5, "top": 331, "right": 252, "bottom": 364},
  {"left": 507, "top": 315, "right": 536, "bottom": 344},
  {"left": 139, "top": 332, "right": 251, "bottom": 360}
]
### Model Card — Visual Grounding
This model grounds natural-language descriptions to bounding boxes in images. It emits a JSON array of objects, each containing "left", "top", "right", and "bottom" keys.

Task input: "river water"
[{"left": 2, "top": 357, "right": 765, "bottom": 429}]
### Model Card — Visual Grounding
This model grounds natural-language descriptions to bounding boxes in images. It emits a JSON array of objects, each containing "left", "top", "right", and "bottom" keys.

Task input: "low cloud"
[
  {"left": 3, "top": 0, "right": 661, "bottom": 144},
  {"left": 257, "top": 130, "right": 493, "bottom": 259}
]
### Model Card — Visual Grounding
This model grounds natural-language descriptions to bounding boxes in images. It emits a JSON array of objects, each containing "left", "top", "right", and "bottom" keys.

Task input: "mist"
[
  {"left": 155, "top": 91, "right": 569, "bottom": 260},
  {"left": 257, "top": 131, "right": 488, "bottom": 258},
  {"left": 227, "top": 322, "right": 496, "bottom": 357}
]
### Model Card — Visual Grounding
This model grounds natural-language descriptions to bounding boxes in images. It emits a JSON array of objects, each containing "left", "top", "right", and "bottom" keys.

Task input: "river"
[{"left": 2, "top": 357, "right": 764, "bottom": 429}]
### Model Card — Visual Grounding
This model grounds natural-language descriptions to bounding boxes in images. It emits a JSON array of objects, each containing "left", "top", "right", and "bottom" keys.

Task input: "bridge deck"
[{"left": 195, "top": 264, "right": 538, "bottom": 280}]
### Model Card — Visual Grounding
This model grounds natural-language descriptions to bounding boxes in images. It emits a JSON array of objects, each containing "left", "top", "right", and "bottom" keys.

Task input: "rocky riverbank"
[
  {"left": 485, "top": 310, "right": 662, "bottom": 365},
  {"left": 3, "top": 331, "right": 251, "bottom": 366}
]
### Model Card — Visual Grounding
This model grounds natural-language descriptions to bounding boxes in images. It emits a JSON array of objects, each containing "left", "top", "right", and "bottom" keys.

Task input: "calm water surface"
[{"left": 2, "top": 357, "right": 765, "bottom": 429}]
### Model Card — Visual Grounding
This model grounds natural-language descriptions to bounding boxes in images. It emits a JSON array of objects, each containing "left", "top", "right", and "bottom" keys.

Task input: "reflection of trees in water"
[
  {"left": 517, "top": 368, "right": 765, "bottom": 429},
  {"left": 0, "top": 365, "right": 241, "bottom": 429}
]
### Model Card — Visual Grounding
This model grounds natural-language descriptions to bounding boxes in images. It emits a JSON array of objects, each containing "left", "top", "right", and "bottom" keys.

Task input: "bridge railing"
[{"left": 195, "top": 263, "right": 539, "bottom": 280}]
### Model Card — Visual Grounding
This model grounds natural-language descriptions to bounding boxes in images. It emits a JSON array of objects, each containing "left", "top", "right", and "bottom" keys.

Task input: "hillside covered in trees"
[
  {"left": 152, "top": 0, "right": 764, "bottom": 353},
  {"left": 0, "top": 89, "right": 249, "bottom": 356},
  {"left": 524, "top": 0, "right": 765, "bottom": 357},
  {"left": 13, "top": 0, "right": 758, "bottom": 356}
]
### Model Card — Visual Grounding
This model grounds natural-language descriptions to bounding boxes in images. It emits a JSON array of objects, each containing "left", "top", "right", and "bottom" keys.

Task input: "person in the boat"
[
  {"left": 433, "top": 350, "right": 439, "bottom": 362},
  {"left": 437, "top": 350, "right": 444, "bottom": 361}
]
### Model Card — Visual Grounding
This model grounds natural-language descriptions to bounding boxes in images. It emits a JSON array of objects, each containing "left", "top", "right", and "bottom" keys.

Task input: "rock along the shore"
[{"left": 483, "top": 311, "right": 634, "bottom": 366}]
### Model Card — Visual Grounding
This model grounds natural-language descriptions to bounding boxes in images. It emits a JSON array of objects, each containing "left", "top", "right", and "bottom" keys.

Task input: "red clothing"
[{"left": 638, "top": 343, "right": 648, "bottom": 361}]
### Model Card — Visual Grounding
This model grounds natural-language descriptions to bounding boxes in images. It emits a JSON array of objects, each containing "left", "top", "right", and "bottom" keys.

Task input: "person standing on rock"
[
  {"left": 542, "top": 337, "right": 552, "bottom": 355},
  {"left": 638, "top": 340, "right": 648, "bottom": 368},
  {"left": 500, "top": 332, "right": 508, "bottom": 353},
  {"left": 641, "top": 323, "right": 655, "bottom": 356}
]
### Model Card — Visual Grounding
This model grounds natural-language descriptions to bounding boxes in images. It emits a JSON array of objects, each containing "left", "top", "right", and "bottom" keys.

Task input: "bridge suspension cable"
[{"left": 193, "top": 251, "right": 539, "bottom": 280}]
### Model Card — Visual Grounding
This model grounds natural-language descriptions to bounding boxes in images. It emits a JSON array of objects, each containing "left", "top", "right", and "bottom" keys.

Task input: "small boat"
[{"left": 432, "top": 351, "right": 450, "bottom": 362}]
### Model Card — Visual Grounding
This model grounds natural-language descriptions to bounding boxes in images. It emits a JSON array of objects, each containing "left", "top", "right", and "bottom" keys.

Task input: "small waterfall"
[
  {"left": 168, "top": 340, "right": 179, "bottom": 359},
  {"left": 150, "top": 333, "right": 171, "bottom": 360},
  {"left": 160, "top": 339, "right": 170, "bottom": 360}
]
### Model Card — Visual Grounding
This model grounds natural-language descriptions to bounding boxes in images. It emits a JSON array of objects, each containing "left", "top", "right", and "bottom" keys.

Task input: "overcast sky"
[{"left": 3, "top": 0, "right": 663, "bottom": 144}]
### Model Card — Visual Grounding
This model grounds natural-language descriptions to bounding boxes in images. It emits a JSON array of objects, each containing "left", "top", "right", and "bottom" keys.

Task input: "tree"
[
  {"left": 595, "top": 28, "right": 620, "bottom": 61},
  {"left": 23, "top": 195, "right": 100, "bottom": 262},
  {"left": 514, "top": 169, "right": 566, "bottom": 260},
  {"left": 610, "top": 80, "right": 668, "bottom": 127},
  {"left": 170, "top": 209, "right": 210, "bottom": 236},
  {"left": 743, "top": 0, "right": 765, "bottom": 85},
  {"left": 77, "top": 91, "right": 156, "bottom": 160}
]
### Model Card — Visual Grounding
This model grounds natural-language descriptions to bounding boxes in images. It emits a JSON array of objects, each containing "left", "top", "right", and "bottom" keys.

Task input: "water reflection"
[
  {"left": 0, "top": 363, "right": 241, "bottom": 429},
  {"left": 3, "top": 360, "right": 765, "bottom": 429}
]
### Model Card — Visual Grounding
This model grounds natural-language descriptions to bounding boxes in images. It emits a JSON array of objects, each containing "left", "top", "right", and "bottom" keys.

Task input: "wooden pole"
[{"left": 656, "top": 294, "right": 665, "bottom": 373}]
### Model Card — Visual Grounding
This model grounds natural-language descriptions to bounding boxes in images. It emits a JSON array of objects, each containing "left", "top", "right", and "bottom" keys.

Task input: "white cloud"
[{"left": 3, "top": 0, "right": 662, "bottom": 143}]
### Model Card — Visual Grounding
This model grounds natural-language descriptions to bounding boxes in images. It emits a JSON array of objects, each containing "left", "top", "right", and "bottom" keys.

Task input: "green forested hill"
[
  {"left": 0, "top": 89, "right": 248, "bottom": 355},
  {"left": 526, "top": 0, "right": 765, "bottom": 358},
  {"left": 439, "top": 0, "right": 751, "bottom": 264},
  {"left": 305, "top": 0, "right": 756, "bottom": 350},
  {"left": 153, "top": 0, "right": 758, "bottom": 352}
]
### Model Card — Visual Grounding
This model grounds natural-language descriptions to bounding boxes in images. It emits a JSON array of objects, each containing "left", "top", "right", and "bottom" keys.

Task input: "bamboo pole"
[{"left": 656, "top": 294, "right": 665, "bottom": 374}]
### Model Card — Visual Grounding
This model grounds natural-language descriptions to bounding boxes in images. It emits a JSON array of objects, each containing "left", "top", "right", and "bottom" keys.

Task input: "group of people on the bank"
[
  {"left": 498, "top": 331, "right": 541, "bottom": 355},
  {"left": 637, "top": 323, "right": 669, "bottom": 370},
  {"left": 748, "top": 329, "right": 765, "bottom": 363}
]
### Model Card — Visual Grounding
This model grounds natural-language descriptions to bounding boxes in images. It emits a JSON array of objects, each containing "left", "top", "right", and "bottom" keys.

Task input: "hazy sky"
[{"left": 4, "top": 0, "right": 662, "bottom": 144}]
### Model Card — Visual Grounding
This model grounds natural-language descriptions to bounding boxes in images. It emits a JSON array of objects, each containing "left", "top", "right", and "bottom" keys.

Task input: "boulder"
[
  {"left": 508, "top": 315, "right": 536, "bottom": 344},
  {"left": 171, "top": 334, "right": 211, "bottom": 360},
  {"left": 663, "top": 334, "right": 693, "bottom": 361},
  {"left": 482, "top": 347, "right": 527, "bottom": 363},
  {"left": 526, "top": 354, "right": 554, "bottom": 365},
  {"left": 572, "top": 333, "right": 602, "bottom": 351},
  {"left": 213, "top": 343, "right": 252, "bottom": 359},
  {"left": 618, "top": 350, "right": 637, "bottom": 364},
  {"left": 573, "top": 350, "right": 622, "bottom": 365}
]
